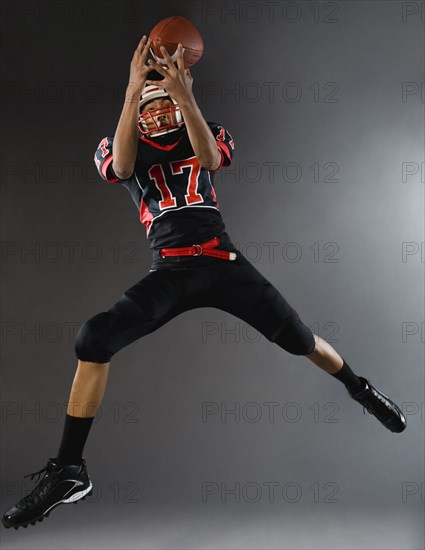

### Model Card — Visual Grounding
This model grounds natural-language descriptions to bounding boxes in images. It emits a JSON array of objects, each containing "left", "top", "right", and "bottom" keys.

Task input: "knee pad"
[
  {"left": 272, "top": 315, "right": 315, "bottom": 356},
  {"left": 74, "top": 312, "right": 116, "bottom": 363}
]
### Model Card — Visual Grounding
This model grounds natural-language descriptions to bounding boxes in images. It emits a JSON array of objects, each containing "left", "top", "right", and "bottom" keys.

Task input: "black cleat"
[
  {"left": 348, "top": 376, "right": 407, "bottom": 433},
  {"left": 2, "top": 457, "right": 92, "bottom": 530}
]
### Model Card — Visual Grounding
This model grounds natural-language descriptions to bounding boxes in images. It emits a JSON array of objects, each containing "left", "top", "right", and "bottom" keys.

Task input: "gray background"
[{"left": 1, "top": 1, "right": 424, "bottom": 549}]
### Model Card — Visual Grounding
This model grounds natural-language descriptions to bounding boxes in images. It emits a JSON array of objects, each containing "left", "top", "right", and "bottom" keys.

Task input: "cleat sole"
[
  {"left": 2, "top": 466, "right": 92, "bottom": 529},
  {"left": 3, "top": 488, "right": 91, "bottom": 530}
]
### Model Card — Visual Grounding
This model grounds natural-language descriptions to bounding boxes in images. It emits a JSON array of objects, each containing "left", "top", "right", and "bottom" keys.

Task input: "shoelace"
[
  {"left": 362, "top": 403, "right": 375, "bottom": 415},
  {"left": 20, "top": 463, "right": 58, "bottom": 506},
  {"left": 351, "top": 383, "right": 373, "bottom": 415},
  {"left": 24, "top": 464, "right": 51, "bottom": 482},
  {"left": 361, "top": 390, "right": 392, "bottom": 416}
]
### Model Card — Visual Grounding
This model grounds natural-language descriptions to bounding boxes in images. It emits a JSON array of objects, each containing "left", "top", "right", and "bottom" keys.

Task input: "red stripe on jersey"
[
  {"left": 140, "top": 197, "right": 154, "bottom": 234},
  {"left": 217, "top": 141, "right": 231, "bottom": 164},
  {"left": 140, "top": 134, "right": 184, "bottom": 151},
  {"left": 101, "top": 155, "right": 120, "bottom": 183}
]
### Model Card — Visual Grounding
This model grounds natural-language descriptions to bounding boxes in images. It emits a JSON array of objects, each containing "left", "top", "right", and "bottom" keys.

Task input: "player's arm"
[
  {"left": 177, "top": 96, "right": 222, "bottom": 171},
  {"left": 146, "top": 44, "right": 222, "bottom": 171},
  {"left": 112, "top": 36, "right": 152, "bottom": 180}
]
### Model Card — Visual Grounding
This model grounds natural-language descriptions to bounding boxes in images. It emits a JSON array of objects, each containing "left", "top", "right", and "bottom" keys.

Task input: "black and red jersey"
[{"left": 94, "top": 122, "right": 234, "bottom": 250}]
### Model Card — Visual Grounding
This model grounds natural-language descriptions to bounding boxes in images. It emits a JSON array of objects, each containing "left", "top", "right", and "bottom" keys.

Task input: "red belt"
[{"left": 160, "top": 236, "right": 237, "bottom": 261}]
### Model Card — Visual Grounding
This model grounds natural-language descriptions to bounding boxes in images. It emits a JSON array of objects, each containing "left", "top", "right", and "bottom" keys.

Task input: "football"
[{"left": 149, "top": 16, "right": 204, "bottom": 68}]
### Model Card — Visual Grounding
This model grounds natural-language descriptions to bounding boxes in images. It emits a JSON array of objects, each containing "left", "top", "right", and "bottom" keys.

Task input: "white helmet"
[{"left": 138, "top": 84, "right": 183, "bottom": 137}]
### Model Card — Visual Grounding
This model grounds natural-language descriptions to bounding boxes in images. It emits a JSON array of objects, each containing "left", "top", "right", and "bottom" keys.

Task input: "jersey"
[{"left": 94, "top": 122, "right": 235, "bottom": 253}]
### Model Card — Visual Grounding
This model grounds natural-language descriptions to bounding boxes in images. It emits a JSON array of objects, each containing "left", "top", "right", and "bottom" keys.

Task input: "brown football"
[{"left": 149, "top": 16, "right": 204, "bottom": 68}]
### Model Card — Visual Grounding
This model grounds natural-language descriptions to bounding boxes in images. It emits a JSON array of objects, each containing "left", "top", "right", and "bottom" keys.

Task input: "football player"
[{"left": 2, "top": 36, "right": 406, "bottom": 530}]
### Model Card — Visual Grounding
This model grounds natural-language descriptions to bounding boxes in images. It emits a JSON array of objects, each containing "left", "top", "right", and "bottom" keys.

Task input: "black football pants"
[{"left": 74, "top": 245, "right": 316, "bottom": 363}]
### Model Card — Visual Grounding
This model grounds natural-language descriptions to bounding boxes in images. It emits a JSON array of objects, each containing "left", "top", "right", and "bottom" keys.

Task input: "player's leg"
[
  {"left": 52, "top": 270, "right": 188, "bottom": 465},
  {"left": 303, "top": 333, "right": 343, "bottom": 373},
  {"left": 207, "top": 255, "right": 406, "bottom": 433},
  {"left": 54, "top": 267, "right": 193, "bottom": 463},
  {"left": 304, "top": 332, "right": 363, "bottom": 390},
  {"left": 66, "top": 360, "right": 110, "bottom": 417},
  {"left": 2, "top": 269, "right": 190, "bottom": 529},
  {"left": 51, "top": 359, "right": 110, "bottom": 471}
]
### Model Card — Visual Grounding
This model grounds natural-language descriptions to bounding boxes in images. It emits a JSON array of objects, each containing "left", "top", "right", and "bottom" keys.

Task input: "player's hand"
[
  {"left": 145, "top": 44, "right": 194, "bottom": 104},
  {"left": 128, "top": 35, "right": 153, "bottom": 95}
]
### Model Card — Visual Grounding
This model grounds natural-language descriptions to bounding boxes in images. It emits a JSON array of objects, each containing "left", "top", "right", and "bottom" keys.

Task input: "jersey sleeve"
[
  {"left": 207, "top": 122, "right": 235, "bottom": 172},
  {"left": 94, "top": 136, "right": 133, "bottom": 183}
]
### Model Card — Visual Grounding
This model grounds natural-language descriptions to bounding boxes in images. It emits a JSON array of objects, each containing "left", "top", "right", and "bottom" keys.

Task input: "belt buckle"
[{"left": 192, "top": 244, "right": 203, "bottom": 256}]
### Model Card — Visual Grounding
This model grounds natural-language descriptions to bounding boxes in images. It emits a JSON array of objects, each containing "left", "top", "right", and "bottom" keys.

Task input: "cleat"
[
  {"left": 348, "top": 376, "right": 407, "bottom": 433},
  {"left": 2, "top": 457, "right": 92, "bottom": 530}
]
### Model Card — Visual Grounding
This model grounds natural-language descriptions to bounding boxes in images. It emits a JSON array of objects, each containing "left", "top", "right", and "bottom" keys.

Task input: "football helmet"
[{"left": 138, "top": 85, "right": 183, "bottom": 137}]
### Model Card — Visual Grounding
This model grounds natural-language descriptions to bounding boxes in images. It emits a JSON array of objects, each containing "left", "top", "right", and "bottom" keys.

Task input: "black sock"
[
  {"left": 56, "top": 413, "right": 95, "bottom": 465},
  {"left": 330, "top": 359, "right": 364, "bottom": 393}
]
